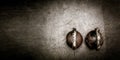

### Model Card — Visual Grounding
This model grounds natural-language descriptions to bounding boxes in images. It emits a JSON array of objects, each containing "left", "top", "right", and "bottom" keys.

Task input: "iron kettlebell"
[
  {"left": 66, "top": 28, "right": 83, "bottom": 50},
  {"left": 85, "top": 28, "right": 103, "bottom": 50}
]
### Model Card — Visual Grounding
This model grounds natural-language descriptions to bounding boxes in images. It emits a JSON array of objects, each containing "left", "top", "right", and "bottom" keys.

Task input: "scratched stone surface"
[{"left": 0, "top": 0, "right": 119, "bottom": 60}]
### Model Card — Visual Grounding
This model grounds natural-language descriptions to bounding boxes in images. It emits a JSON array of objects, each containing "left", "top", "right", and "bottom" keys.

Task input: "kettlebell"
[
  {"left": 85, "top": 28, "right": 103, "bottom": 50},
  {"left": 66, "top": 28, "right": 83, "bottom": 50}
]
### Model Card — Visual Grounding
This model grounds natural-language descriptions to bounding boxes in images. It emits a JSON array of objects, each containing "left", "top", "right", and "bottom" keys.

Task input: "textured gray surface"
[{"left": 0, "top": 0, "right": 119, "bottom": 60}]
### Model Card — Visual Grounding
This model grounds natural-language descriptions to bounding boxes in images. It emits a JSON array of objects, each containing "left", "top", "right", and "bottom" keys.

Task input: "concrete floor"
[{"left": 0, "top": 0, "right": 119, "bottom": 60}]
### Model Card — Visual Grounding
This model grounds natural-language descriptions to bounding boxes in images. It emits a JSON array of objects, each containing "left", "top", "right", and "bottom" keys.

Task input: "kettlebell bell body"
[
  {"left": 85, "top": 28, "right": 103, "bottom": 50},
  {"left": 66, "top": 28, "right": 83, "bottom": 50}
]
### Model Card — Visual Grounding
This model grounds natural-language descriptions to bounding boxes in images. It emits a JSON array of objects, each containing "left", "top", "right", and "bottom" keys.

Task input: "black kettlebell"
[
  {"left": 85, "top": 28, "right": 103, "bottom": 50},
  {"left": 66, "top": 28, "right": 83, "bottom": 50}
]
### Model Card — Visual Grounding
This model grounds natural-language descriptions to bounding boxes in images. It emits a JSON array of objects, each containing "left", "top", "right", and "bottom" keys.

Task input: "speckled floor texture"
[{"left": 0, "top": 0, "right": 120, "bottom": 60}]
